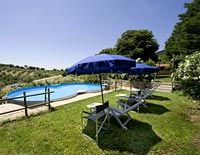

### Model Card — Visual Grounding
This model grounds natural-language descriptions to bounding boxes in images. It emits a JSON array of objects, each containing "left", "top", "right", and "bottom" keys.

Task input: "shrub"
[
  {"left": 173, "top": 51, "right": 200, "bottom": 99},
  {"left": 84, "top": 74, "right": 99, "bottom": 84}
]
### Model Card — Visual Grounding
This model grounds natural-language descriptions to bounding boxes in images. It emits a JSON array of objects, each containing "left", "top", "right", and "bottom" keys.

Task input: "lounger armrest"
[
  {"left": 83, "top": 111, "right": 106, "bottom": 121},
  {"left": 82, "top": 110, "right": 91, "bottom": 115},
  {"left": 117, "top": 101, "right": 129, "bottom": 109},
  {"left": 109, "top": 106, "right": 124, "bottom": 115}
]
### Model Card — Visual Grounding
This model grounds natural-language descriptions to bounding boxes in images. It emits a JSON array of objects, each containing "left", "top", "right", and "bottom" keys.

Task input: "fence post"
[
  {"left": 2, "top": 96, "right": 7, "bottom": 104},
  {"left": 48, "top": 88, "right": 51, "bottom": 110},
  {"left": 23, "top": 92, "right": 28, "bottom": 117},
  {"left": 44, "top": 87, "right": 47, "bottom": 102}
]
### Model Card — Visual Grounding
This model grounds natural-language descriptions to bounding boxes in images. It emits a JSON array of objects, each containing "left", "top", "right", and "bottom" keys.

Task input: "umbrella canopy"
[
  {"left": 129, "top": 63, "right": 159, "bottom": 94},
  {"left": 130, "top": 63, "right": 159, "bottom": 75},
  {"left": 67, "top": 54, "right": 136, "bottom": 103},
  {"left": 67, "top": 54, "right": 136, "bottom": 75}
]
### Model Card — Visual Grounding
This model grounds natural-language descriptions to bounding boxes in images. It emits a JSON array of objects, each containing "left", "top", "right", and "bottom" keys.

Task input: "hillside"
[{"left": 0, "top": 64, "right": 64, "bottom": 96}]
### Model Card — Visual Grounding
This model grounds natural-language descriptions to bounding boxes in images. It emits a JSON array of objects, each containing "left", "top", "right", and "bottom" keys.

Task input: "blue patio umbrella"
[
  {"left": 67, "top": 54, "right": 136, "bottom": 103},
  {"left": 130, "top": 63, "right": 159, "bottom": 75},
  {"left": 128, "top": 63, "right": 159, "bottom": 94}
]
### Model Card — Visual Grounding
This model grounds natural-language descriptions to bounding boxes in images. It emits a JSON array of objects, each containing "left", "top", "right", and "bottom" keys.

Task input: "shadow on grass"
[
  {"left": 138, "top": 102, "right": 170, "bottom": 114},
  {"left": 83, "top": 119, "right": 162, "bottom": 155},
  {"left": 147, "top": 95, "right": 170, "bottom": 101}
]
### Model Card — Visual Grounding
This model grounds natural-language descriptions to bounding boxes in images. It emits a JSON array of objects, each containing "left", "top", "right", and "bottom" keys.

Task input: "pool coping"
[
  {"left": 7, "top": 89, "right": 102, "bottom": 106},
  {"left": 6, "top": 84, "right": 105, "bottom": 106}
]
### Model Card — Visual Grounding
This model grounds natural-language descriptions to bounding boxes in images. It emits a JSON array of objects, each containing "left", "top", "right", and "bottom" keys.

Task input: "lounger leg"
[
  {"left": 124, "top": 113, "right": 133, "bottom": 126},
  {"left": 96, "top": 114, "right": 109, "bottom": 137},
  {"left": 96, "top": 118, "right": 98, "bottom": 143},
  {"left": 114, "top": 115, "right": 128, "bottom": 130},
  {"left": 124, "top": 117, "right": 132, "bottom": 126}
]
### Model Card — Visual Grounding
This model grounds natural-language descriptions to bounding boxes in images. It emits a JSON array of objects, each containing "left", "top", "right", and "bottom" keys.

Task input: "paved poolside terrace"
[{"left": 0, "top": 89, "right": 113, "bottom": 123}]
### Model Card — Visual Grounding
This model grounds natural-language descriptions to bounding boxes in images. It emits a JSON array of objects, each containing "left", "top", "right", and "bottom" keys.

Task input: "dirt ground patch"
[{"left": 188, "top": 103, "right": 200, "bottom": 127}]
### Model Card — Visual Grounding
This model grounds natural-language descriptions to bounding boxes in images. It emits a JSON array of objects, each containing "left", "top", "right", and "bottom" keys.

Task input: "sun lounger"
[
  {"left": 106, "top": 100, "right": 144, "bottom": 130},
  {"left": 116, "top": 87, "right": 157, "bottom": 110}
]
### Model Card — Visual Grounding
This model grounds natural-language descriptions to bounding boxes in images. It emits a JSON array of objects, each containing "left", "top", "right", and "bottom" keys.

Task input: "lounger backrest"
[
  {"left": 143, "top": 87, "right": 156, "bottom": 98},
  {"left": 123, "top": 100, "right": 144, "bottom": 114},
  {"left": 96, "top": 101, "right": 109, "bottom": 113}
]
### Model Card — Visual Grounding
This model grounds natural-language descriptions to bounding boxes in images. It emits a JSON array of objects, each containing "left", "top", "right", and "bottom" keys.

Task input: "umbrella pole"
[
  {"left": 129, "top": 76, "right": 132, "bottom": 95},
  {"left": 130, "top": 78, "right": 132, "bottom": 95},
  {"left": 99, "top": 73, "right": 104, "bottom": 103}
]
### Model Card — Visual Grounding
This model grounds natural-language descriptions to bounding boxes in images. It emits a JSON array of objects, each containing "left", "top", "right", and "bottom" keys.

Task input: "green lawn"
[
  {"left": 0, "top": 90, "right": 200, "bottom": 155},
  {"left": 156, "top": 75, "right": 171, "bottom": 83}
]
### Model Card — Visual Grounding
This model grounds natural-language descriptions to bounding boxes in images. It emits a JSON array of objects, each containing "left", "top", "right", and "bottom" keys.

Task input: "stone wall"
[{"left": 108, "top": 79, "right": 159, "bottom": 89}]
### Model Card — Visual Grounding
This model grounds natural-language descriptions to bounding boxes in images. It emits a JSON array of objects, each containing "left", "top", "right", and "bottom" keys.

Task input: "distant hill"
[
  {"left": 156, "top": 50, "right": 165, "bottom": 56},
  {"left": 0, "top": 63, "right": 63, "bottom": 86}
]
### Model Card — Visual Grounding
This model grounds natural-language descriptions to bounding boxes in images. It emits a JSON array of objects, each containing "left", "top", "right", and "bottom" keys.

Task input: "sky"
[{"left": 0, "top": 0, "right": 192, "bottom": 70}]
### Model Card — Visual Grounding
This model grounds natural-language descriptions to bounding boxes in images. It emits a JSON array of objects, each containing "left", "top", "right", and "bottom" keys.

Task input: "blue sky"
[{"left": 0, "top": 0, "right": 192, "bottom": 70}]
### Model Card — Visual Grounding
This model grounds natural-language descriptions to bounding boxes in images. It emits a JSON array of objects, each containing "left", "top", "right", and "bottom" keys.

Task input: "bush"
[
  {"left": 84, "top": 74, "right": 99, "bottom": 84},
  {"left": 173, "top": 51, "right": 200, "bottom": 99}
]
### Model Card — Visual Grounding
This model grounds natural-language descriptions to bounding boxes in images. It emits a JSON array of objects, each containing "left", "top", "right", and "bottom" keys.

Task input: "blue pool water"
[{"left": 7, "top": 83, "right": 103, "bottom": 102}]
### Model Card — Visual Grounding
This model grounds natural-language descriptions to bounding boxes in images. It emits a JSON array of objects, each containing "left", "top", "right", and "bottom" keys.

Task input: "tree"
[
  {"left": 165, "top": 0, "right": 200, "bottom": 62},
  {"left": 115, "top": 30, "right": 159, "bottom": 62},
  {"left": 99, "top": 48, "right": 117, "bottom": 54}
]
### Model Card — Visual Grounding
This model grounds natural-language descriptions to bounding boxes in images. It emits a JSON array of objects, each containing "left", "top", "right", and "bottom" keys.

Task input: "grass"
[
  {"left": 156, "top": 75, "right": 171, "bottom": 83},
  {"left": 0, "top": 90, "right": 200, "bottom": 155}
]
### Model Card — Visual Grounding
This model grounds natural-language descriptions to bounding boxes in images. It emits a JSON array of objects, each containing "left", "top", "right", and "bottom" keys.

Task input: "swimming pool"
[{"left": 7, "top": 83, "right": 103, "bottom": 103}]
